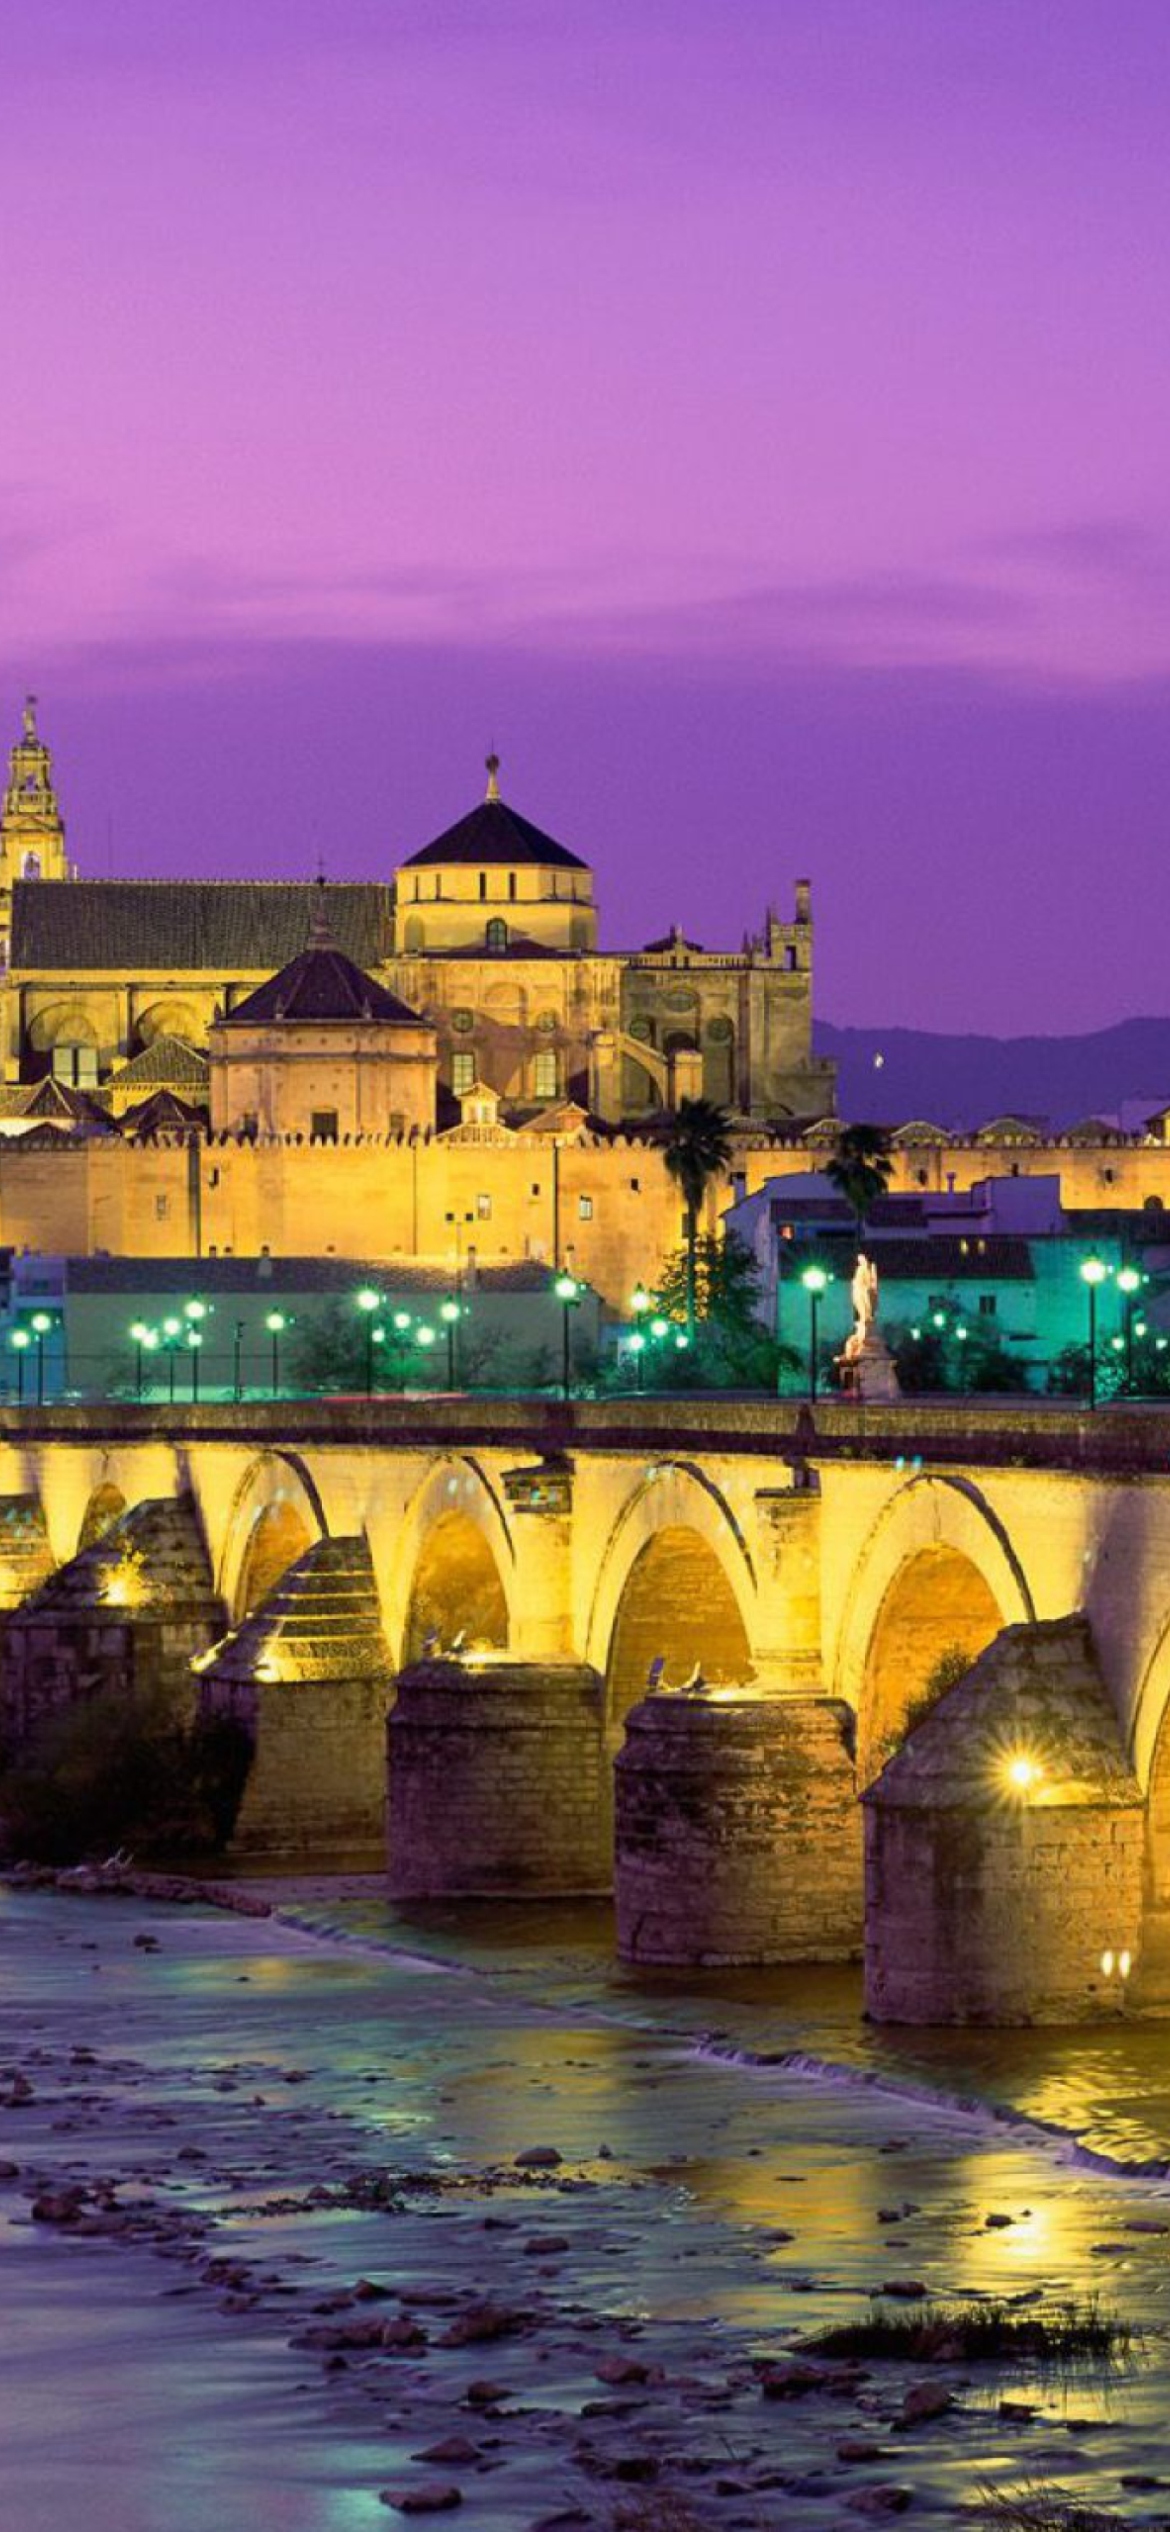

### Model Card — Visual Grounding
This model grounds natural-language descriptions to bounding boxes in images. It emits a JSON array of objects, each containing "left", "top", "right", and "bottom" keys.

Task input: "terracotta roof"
[
  {"left": 403, "top": 797, "right": 587, "bottom": 872},
  {"left": 109, "top": 1034, "right": 209, "bottom": 1090},
  {"left": 216, "top": 945, "right": 428, "bottom": 1029},
  {"left": 10, "top": 880, "right": 391, "bottom": 972}
]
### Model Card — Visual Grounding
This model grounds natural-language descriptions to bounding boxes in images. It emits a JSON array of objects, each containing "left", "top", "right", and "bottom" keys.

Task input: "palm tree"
[
  {"left": 663, "top": 1096, "right": 734, "bottom": 1340},
  {"left": 826, "top": 1121, "right": 894, "bottom": 1238}
]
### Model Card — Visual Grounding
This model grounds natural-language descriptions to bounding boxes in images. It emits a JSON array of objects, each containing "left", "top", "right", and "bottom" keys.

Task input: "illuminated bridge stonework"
[{"left": 7, "top": 1395, "right": 1170, "bottom": 2017}]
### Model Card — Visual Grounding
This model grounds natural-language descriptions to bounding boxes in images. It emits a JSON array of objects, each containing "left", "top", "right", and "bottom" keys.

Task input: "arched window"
[{"left": 485, "top": 917, "right": 508, "bottom": 953}]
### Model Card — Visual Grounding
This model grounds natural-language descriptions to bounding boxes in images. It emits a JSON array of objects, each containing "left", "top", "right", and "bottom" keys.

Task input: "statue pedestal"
[{"left": 855, "top": 1330, "right": 900, "bottom": 1403}]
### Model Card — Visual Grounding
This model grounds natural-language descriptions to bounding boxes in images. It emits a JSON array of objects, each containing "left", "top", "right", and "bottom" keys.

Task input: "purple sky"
[{"left": 3, "top": 0, "right": 1169, "bottom": 1033}]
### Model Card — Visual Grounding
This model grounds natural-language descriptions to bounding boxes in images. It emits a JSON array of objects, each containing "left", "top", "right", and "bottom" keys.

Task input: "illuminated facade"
[{"left": 0, "top": 709, "right": 835, "bottom": 1127}]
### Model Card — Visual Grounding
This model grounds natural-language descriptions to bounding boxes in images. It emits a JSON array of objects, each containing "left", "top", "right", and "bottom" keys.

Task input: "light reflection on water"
[{"left": 281, "top": 1889, "right": 1170, "bottom": 2176}]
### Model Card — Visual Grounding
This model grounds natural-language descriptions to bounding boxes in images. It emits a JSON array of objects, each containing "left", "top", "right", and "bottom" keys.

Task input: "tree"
[
  {"left": 654, "top": 1233, "right": 795, "bottom": 1389},
  {"left": 826, "top": 1121, "right": 894, "bottom": 1237},
  {"left": 662, "top": 1097, "right": 733, "bottom": 1340}
]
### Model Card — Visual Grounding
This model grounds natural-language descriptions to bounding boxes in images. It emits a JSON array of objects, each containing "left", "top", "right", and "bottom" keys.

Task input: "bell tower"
[{"left": 0, "top": 695, "right": 74, "bottom": 964}]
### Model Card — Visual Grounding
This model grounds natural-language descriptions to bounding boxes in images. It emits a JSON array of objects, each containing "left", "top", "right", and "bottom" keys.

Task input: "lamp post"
[
  {"left": 415, "top": 1323, "right": 436, "bottom": 1386},
  {"left": 9, "top": 1327, "right": 29, "bottom": 1404},
  {"left": 233, "top": 1318, "right": 245, "bottom": 1402},
  {"left": 555, "top": 1272, "right": 580, "bottom": 1402},
  {"left": 629, "top": 1328, "right": 646, "bottom": 1393},
  {"left": 187, "top": 1327, "right": 202, "bottom": 1403},
  {"left": 1117, "top": 1265, "right": 1141, "bottom": 1395},
  {"left": 356, "top": 1287, "right": 381, "bottom": 1396},
  {"left": 954, "top": 1322, "right": 969, "bottom": 1394},
  {"left": 265, "top": 1310, "right": 287, "bottom": 1397},
  {"left": 162, "top": 1316, "right": 181, "bottom": 1404},
  {"left": 130, "top": 1319, "right": 151, "bottom": 1401},
  {"left": 1080, "top": 1255, "right": 1109, "bottom": 1410},
  {"left": 800, "top": 1264, "right": 828, "bottom": 1402},
  {"left": 440, "top": 1296, "right": 461, "bottom": 1387},
  {"left": 30, "top": 1311, "right": 52, "bottom": 1406},
  {"left": 392, "top": 1309, "right": 412, "bottom": 1393}
]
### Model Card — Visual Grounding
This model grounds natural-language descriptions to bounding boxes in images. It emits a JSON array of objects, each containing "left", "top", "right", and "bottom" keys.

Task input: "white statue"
[{"left": 851, "top": 1251, "right": 879, "bottom": 1341}]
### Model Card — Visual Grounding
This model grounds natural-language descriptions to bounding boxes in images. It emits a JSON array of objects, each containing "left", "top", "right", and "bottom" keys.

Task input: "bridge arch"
[
  {"left": 834, "top": 1473, "right": 1035, "bottom": 1785},
  {"left": 384, "top": 1456, "right": 515, "bottom": 1668},
  {"left": 587, "top": 1462, "right": 757, "bottom": 1727},
  {"left": 218, "top": 1451, "right": 327, "bottom": 1621},
  {"left": 1129, "top": 1615, "right": 1170, "bottom": 1918}
]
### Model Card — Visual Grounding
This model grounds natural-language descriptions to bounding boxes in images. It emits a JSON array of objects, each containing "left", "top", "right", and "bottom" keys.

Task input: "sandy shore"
[{"left": 4, "top": 1880, "right": 1170, "bottom": 2530}]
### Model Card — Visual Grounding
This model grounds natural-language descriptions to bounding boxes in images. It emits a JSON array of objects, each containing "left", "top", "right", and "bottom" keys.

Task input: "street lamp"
[
  {"left": 1080, "top": 1255, "right": 1109, "bottom": 1410},
  {"left": 30, "top": 1311, "right": 53, "bottom": 1406},
  {"left": 631, "top": 1283, "right": 650, "bottom": 1319},
  {"left": 9, "top": 1326, "right": 29, "bottom": 1403},
  {"left": 265, "top": 1310, "right": 287, "bottom": 1396},
  {"left": 162, "top": 1316, "right": 182, "bottom": 1404},
  {"left": 954, "top": 1322, "right": 969, "bottom": 1394},
  {"left": 800, "top": 1264, "right": 828, "bottom": 1402},
  {"left": 187, "top": 1327, "right": 203, "bottom": 1403},
  {"left": 356, "top": 1287, "right": 381, "bottom": 1396},
  {"left": 415, "top": 1323, "right": 437, "bottom": 1385},
  {"left": 629, "top": 1328, "right": 647, "bottom": 1393},
  {"left": 233, "top": 1318, "right": 245, "bottom": 1402},
  {"left": 130, "top": 1319, "right": 152, "bottom": 1400},
  {"left": 555, "top": 1272, "right": 580, "bottom": 1401},
  {"left": 1117, "top": 1265, "right": 1141, "bottom": 1395},
  {"left": 440, "top": 1296, "right": 461, "bottom": 1387}
]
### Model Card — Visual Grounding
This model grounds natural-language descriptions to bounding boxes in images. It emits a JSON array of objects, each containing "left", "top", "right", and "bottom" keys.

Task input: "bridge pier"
[
  {"left": 614, "top": 1689, "right": 862, "bottom": 1964},
  {"left": 0, "top": 1496, "right": 222, "bottom": 1757},
  {"left": 197, "top": 1537, "right": 394, "bottom": 1859},
  {"left": 388, "top": 1658, "right": 610, "bottom": 1898},
  {"left": 864, "top": 1618, "right": 1145, "bottom": 2024}
]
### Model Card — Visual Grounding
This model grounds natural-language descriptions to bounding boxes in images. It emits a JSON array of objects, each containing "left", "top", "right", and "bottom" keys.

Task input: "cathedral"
[{"left": 0, "top": 702, "right": 835, "bottom": 1135}]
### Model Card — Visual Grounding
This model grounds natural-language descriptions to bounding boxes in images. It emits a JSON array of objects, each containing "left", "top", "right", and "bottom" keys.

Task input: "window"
[
  {"left": 629, "top": 1176, "right": 641, "bottom": 1193},
  {"left": 476, "top": 1192, "right": 492, "bottom": 1220},
  {"left": 508, "top": 872, "right": 517, "bottom": 900},
  {"left": 389, "top": 1111, "right": 405, "bottom": 1134},
  {"left": 979, "top": 1294, "right": 997, "bottom": 1316},
  {"left": 310, "top": 1109, "right": 339, "bottom": 1141},
  {"left": 531, "top": 1182, "right": 541, "bottom": 1198},
  {"left": 240, "top": 1112, "right": 258, "bottom": 1140},
  {"left": 451, "top": 1007, "right": 474, "bottom": 1033},
  {"left": 578, "top": 1194, "right": 593, "bottom": 1222},
  {"left": 533, "top": 1049, "right": 558, "bottom": 1101},
  {"left": 51, "top": 1044, "right": 98, "bottom": 1087},
  {"left": 452, "top": 1052, "right": 475, "bottom": 1096},
  {"left": 485, "top": 917, "right": 508, "bottom": 953},
  {"left": 478, "top": 872, "right": 487, "bottom": 900},
  {"left": 155, "top": 1195, "right": 169, "bottom": 1220}
]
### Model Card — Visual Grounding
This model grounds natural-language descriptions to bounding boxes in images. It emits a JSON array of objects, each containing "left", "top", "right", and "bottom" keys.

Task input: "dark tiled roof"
[
  {"left": 110, "top": 1034, "right": 209, "bottom": 1089},
  {"left": 779, "top": 1233, "right": 1034, "bottom": 1282},
  {"left": 63, "top": 1256, "right": 573, "bottom": 1296},
  {"left": 403, "top": 797, "right": 587, "bottom": 872},
  {"left": 120, "top": 1091, "right": 208, "bottom": 1135},
  {"left": 10, "top": 880, "right": 392, "bottom": 973},
  {"left": 218, "top": 946, "right": 427, "bottom": 1029}
]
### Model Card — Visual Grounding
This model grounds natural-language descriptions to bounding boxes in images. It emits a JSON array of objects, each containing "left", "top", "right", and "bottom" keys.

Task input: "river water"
[{"left": 4, "top": 1880, "right": 1170, "bottom": 2531}]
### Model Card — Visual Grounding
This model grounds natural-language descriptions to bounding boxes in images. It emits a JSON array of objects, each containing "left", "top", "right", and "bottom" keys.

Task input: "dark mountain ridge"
[{"left": 814, "top": 1017, "right": 1170, "bottom": 1134}]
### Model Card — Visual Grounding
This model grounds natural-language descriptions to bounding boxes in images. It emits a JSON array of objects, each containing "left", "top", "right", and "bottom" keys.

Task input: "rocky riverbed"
[{"left": 5, "top": 1878, "right": 1170, "bottom": 2529}]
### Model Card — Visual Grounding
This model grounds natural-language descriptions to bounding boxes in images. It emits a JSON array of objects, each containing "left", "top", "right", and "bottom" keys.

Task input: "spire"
[
  {"left": 485, "top": 749, "right": 501, "bottom": 804},
  {"left": 307, "top": 865, "right": 335, "bottom": 948},
  {"left": 2, "top": 692, "right": 68, "bottom": 883}
]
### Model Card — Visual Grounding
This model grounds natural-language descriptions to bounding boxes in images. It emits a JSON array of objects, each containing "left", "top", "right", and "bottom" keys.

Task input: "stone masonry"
[
  {"left": 615, "top": 1691, "right": 862, "bottom": 1964},
  {"left": 388, "top": 1659, "right": 610, "bottom": 1898},
  {"left": 864, "top": 1617, "right": 1145, "bottom": 2025}
]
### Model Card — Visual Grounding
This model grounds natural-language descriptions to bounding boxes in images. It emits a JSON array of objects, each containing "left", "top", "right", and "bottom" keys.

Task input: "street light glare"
[
  {"left": 356, "top": 1288, "right": 380, "bottom": 1312},
  {"left": 802, "top": 1265, "right": 828, "bottom": 1295},
  {"left": 1080, "top": 1256, "right": 1108, "bottom": 1287}
]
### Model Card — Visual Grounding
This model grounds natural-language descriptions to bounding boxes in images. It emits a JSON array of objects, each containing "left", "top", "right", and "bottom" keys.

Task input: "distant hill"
[{"left": 814, "top": 1018, "right": 1170, "bottom": 1134}]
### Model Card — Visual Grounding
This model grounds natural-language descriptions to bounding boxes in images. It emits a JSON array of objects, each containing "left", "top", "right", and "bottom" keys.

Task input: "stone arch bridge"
[{"left": 5, "top": 1394, "right": 1170, "bottom": 2004}]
